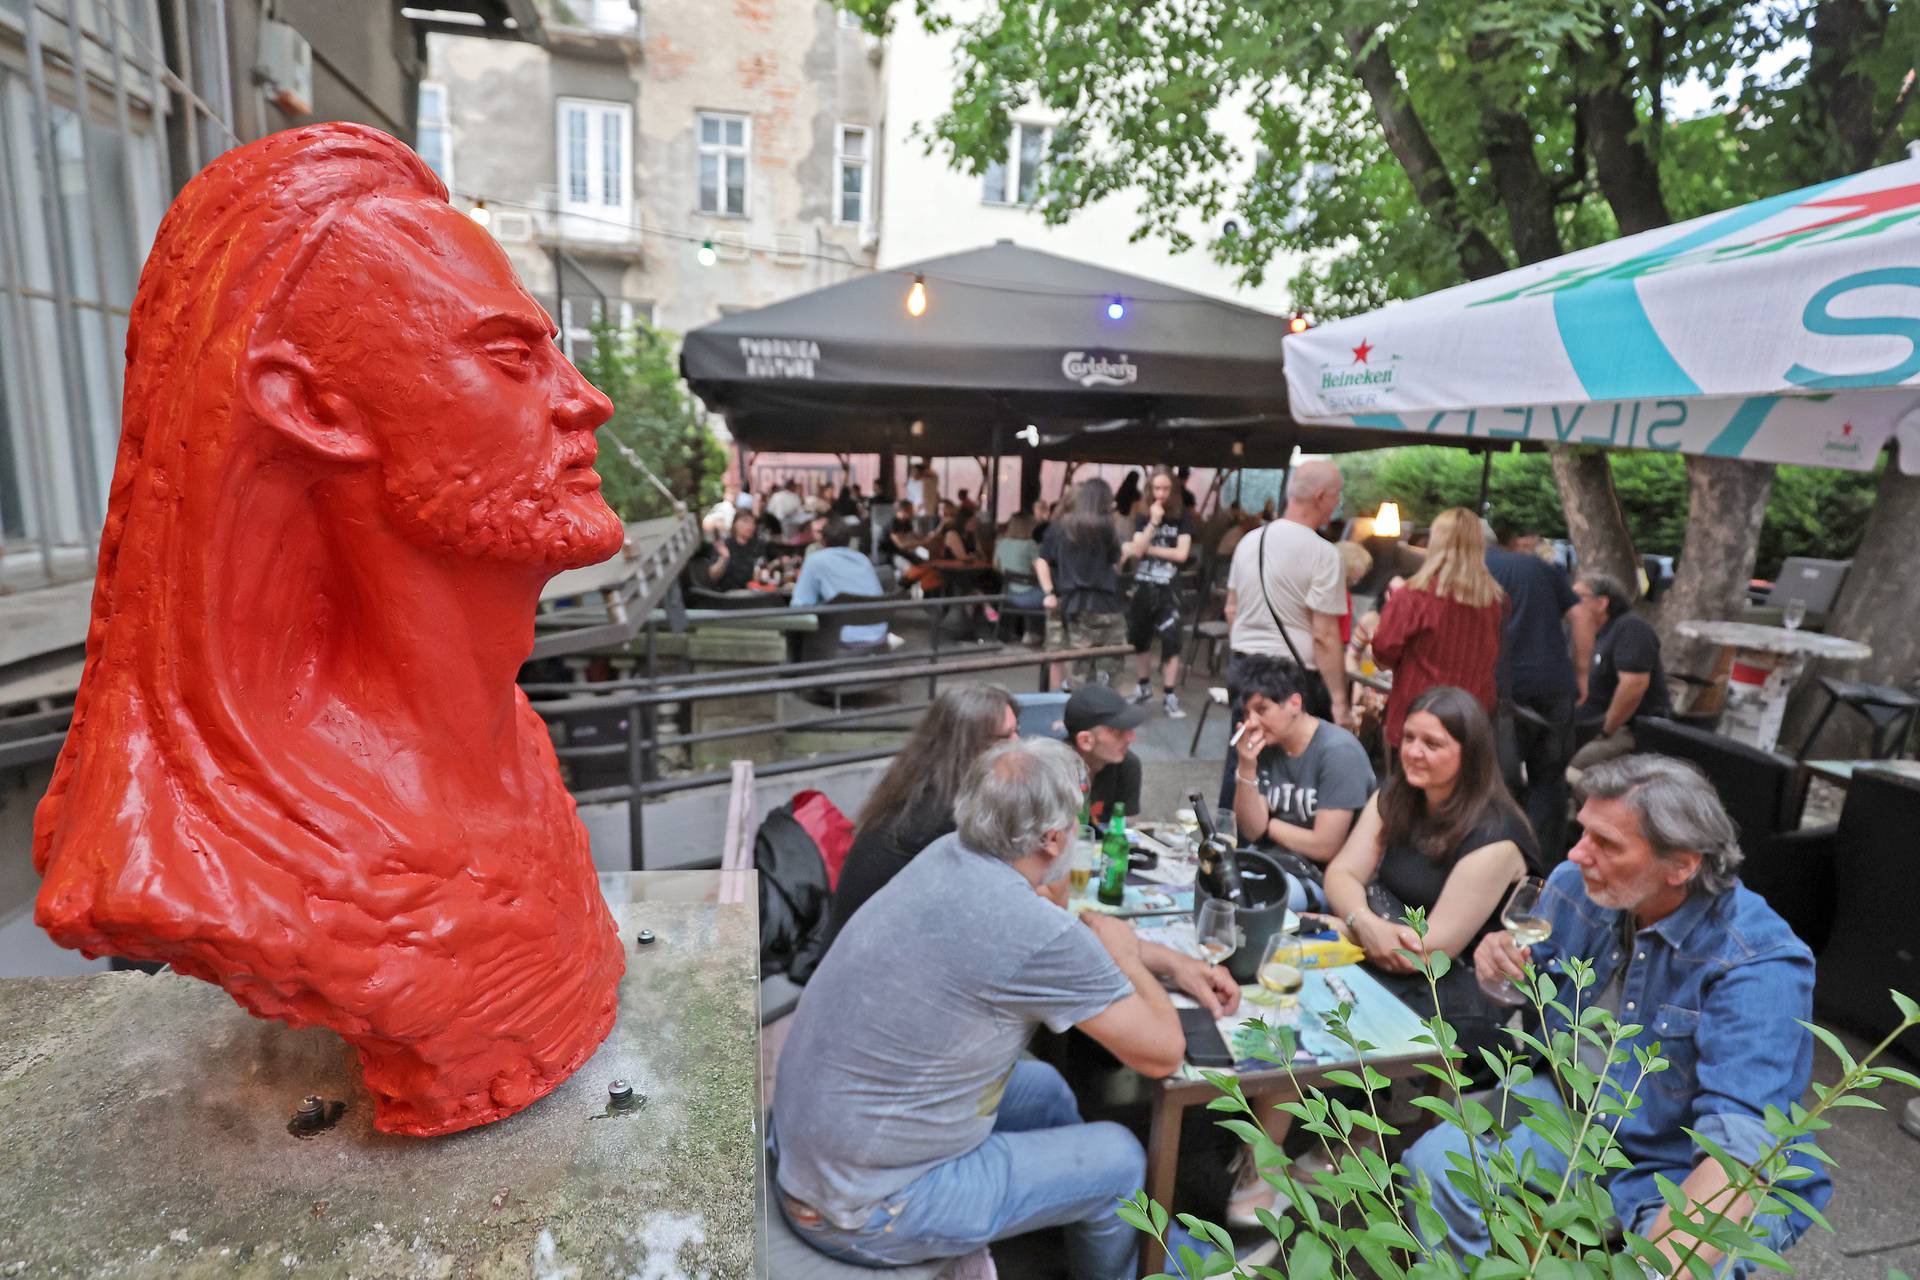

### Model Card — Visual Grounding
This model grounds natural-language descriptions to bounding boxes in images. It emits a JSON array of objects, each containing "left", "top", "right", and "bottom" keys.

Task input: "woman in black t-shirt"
[
  {"left": 1034, "top": 477, "right": 1128, "bottom": 691},
  {"left": 1324, "top": 685, "right": 1538, "bottom": 1060},
  {"left": 824, "top": 685, "right": 1021, "bottom": 948}
]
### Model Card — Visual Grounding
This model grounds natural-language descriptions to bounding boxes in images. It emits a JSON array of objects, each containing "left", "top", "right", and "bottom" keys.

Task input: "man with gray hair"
[
  {"left": 772, "top": 737, "right": 1238, "bottom": 1278},
  {"left": 1406, "top": 753, "right": 1828, "bottom": 1276}
]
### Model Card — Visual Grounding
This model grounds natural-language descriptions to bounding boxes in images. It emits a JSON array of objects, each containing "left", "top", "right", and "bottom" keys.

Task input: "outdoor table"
[
  {"left": 1674, "top": 619, "right": 1869, "bottom": 751},
  {"left": 1804, "top": 758, "right": 1920, "bottom": 788},
  {"left": 1077, "top": 836, "right": 1441, "bottom": 1277}
]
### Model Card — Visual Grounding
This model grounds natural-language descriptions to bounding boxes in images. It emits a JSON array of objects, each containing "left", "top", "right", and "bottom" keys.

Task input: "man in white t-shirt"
[
  {"left": 1224, "top": 460, "right": 1350, "bottom": 729},
  {"left": 766, "top": 479, "right": 806, "bottom": 532}
]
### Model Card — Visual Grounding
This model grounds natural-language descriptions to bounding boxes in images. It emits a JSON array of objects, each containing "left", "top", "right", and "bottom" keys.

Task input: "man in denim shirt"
[{"left": 1406, "top": 754, "right": 1829, "bottom": 1276}]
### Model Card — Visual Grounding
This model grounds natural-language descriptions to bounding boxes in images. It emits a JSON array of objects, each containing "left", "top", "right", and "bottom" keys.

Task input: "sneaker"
[
  {"left": 1225, "top": 1147, "right": 1294, "bottom": 1229},
  {"left": 1129, "top": 682, "right": 1154, "bottom": 706},
  {"left": 1235, "top": 1235, "right": 1281, "bottom": 1270},
  {"left": 1163, "top": 691, "right": 1186, "bottom": 719}
]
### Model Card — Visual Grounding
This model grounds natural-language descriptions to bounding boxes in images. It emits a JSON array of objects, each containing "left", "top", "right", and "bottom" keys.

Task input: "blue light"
[{"left": 1106, "top": 298, "right": 1125, "bottom": 320}]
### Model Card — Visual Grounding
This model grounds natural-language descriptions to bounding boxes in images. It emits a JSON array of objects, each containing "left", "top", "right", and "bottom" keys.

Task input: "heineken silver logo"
[{"left": 1062, "top": 351, "right": 1138, "bottom": 388}]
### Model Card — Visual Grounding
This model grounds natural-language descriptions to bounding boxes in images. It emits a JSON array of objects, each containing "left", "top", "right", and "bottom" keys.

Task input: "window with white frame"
[
  {"left": 557, "top": 98, "right": 631, "bottom": 225},
  {"left": 417, "top": 83, "right": 453, "bottom": 188},
  {"left": 697, "top": 111, "right": 749, "bottom": 216},
  {"left": 836, "top": 124, "right": 869, "bottom": 227},
  {"left": 557, "top": 297, "right": 654, "bottom": 364},
  {"left": 981, "top": 122, "right": 1049, "bottom": 205}
]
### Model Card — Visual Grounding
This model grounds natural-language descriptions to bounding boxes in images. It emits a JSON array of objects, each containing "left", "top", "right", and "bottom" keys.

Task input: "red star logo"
[
  {"left": 1841, "top": 421, "right": 1854, "bottom": 436},
  {"left": 1351, "top": 339, "right": 1374, "bottom": 365}
]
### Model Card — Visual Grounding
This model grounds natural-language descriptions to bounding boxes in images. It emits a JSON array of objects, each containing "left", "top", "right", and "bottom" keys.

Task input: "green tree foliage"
[
  {"left": 573, "top": 318, "right": 727, "bottom": 522},
  {"left": 1338, "top": 449, "right": 1880, "bottom": 577},
  {"left": 844, "top": 0, "right": 1917, "bottom": 320}
]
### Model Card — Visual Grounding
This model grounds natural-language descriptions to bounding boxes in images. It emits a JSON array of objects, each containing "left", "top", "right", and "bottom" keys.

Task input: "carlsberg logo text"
[{"left": 1062, "top": 351, "right": 1139, "bottom": 388}]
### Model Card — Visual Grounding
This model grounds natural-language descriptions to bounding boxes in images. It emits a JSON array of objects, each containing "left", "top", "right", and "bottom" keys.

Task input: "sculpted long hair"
[{"left": 34, "top": 126, "right": 459, "bottom": 986}]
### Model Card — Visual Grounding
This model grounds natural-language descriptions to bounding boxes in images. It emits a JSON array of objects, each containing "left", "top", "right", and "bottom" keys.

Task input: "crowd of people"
[{"left": 728, "top": 458, "right": 1822, "bottom": 1277}]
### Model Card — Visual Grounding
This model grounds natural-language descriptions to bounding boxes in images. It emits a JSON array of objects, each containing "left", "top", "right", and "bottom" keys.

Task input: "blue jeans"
[
  {"left": 1403, "top": 1075, "right": 1799, "bottom": 1278},
  {"left": 778, "top": 1059, "right": 1143, "bottom": 1279}
]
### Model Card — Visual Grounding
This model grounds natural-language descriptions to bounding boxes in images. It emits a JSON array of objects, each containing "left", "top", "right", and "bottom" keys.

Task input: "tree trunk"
[
  {"left": 1549, "top": 447, "right": 1638, "bottom": 588},
  {"left": 1802, "top": 0, "right": 1886, "bottom": 178},
  {"left": 1342, "top": 27, "right": 1509, "bottom": 282},
  {"left": 1573, "top": 26, "right": 1671, "bottom": 235},
  {"left": 1480, "top": 104, "right": 1564, "bottom": 265},
  {"left": 1778, "top": 459, "right": 1920, "bottom": 758},
  {"left": 1652, "top": 457, "right": 1774, "bottom": 676}
]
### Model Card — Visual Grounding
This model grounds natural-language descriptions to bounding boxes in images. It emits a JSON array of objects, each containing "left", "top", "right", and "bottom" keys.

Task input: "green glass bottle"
[{"left": 1097, "top": 803, "right": 1129, "bottom": 906}]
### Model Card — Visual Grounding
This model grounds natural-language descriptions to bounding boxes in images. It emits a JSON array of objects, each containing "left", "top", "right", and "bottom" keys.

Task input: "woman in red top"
[{"left": 1371, "top": 508, "right": 1506, "bottom": 748}]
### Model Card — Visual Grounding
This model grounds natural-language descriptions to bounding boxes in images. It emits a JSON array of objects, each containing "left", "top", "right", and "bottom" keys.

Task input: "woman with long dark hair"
[
  {"left": 825, "top": 685, "right": 1021, "bottom": 942},
  {"left": 1323, "top": 685, "right": 1536, "bottom": 1061},
  {"left": 1034, "top": 477, "right": 1129, "bottom": 691}
]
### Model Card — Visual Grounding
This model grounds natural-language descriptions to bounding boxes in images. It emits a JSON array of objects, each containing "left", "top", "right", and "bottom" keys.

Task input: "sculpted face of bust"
[
  {"left": 33, "top": 125, "right": 627, "bottom": 1136},
  {"left": 251, "top": 194, "right": 625, "bottom": 569}
]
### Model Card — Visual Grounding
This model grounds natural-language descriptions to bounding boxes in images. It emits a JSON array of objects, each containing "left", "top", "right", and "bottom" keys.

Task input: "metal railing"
[{"left": 525, "top": 593, "right": 1121, "bottom": 867}]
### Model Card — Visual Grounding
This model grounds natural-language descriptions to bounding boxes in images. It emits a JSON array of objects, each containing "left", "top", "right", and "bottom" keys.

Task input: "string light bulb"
[
  {"left": 696, "top": 239, "right": 717, "bottom": 267},
  {"left": 906, "top": 274, "right": 928, "bottom": 317},
  {"left": 1288, "top": 312, "right": 1311, "bottom": 334},
  {"left": 1106, "top": 297, "right": 1125, "bottom": 320},
  {"left": 469, "top": 199, "right": 491, "bottom": 228},
  {"left": 910, "top": 419, "right": 926, "bottom": 436}
]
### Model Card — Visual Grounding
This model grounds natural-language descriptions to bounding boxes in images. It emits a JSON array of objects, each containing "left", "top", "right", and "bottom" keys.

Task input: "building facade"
[
  {"left": 426, "top": 0, "right": 884, "bottom": 359},
  {"left": 873, "top": 12, "right": 1299, "bottom": 316}
]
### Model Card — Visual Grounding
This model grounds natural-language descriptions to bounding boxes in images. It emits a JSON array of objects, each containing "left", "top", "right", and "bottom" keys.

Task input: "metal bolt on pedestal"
[
  {"left": 608, "top": 1079, "right": 636, "bottom": 1108},
  {"left": 636, "top": 929, "right": 655, "bottom": 946}
]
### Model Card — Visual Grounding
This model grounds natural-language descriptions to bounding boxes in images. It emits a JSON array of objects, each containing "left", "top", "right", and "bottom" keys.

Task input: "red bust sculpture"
[{"left": 32, "top": 124, "right": 627, "bottom": 1136}]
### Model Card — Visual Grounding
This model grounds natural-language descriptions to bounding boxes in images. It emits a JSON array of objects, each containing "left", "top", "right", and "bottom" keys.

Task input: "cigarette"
[{"left": 1229, "top": 722, "right": 1249, "bottom": 747}]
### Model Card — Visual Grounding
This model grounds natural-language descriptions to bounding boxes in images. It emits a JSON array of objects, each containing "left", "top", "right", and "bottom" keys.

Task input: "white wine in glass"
[
  {"left": 1257, "top": 931, "right": 1306, "bottom": 1009},
  {"left": 1477, "top": 876, "right": 1549, "bottom": 1006},
  {"left": 1195, "top": 900, "right": 1238, "bottom": 967},
  {"left": 1500, "top": 876, "right": 1550, "bottom": 947}
]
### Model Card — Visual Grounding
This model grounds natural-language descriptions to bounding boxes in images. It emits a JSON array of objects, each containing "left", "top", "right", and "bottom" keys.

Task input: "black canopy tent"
[
  {"left": 681, "top": 242, "right": 1309, "bottom": 497},
  {"left": 681, "top": 241, "right": 1530, "bottom": 513}
]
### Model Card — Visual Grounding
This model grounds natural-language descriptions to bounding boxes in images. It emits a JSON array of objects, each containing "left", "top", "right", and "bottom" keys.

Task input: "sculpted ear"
[{"left": 243, "top": 341, "right": 377, "bottom": 464}]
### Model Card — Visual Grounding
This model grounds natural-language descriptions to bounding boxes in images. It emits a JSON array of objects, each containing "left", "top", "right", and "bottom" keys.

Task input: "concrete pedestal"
[{"left": 0, "top": 875, "right": 762, "bottom": 1277}]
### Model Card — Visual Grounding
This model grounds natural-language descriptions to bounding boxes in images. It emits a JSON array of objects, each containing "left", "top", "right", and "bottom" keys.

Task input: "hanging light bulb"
[
  {"left": 1106, "top": 297, "right": 1125, "bottom": 320},
  {"left": 1288, "top": 312, "right": 1310, "bottom": 334},
  {"left": 1231, "top": 440, "right": 1245, "bottom": 458},
  {"left": 469, "top": 198, "right": 492, "bottom": 228},
  {"left": 696, "top": 239, "right": 717, "bottom": 267},
  {"left": 910, "top": 419, "right": 926, "bottom": 436},
  {"left": 906, "top": 273, "right": 928, "bottom": 317},
  {"left": 1374, "top": 501, "right": 1402, "bottom": 538}
]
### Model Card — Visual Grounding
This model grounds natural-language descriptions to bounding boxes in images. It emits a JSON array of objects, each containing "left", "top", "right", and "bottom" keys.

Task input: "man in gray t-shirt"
[{"left": 772, "top": 739, "right": 1238, "bottom": 1280}]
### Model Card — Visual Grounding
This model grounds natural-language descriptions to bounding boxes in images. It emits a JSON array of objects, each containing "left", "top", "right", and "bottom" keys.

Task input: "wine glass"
[
  {"left": 1195, "top": 900, "right": 1239, "bottom": 968},
  {"left": 1257, "top": 929, "right": 1307, "bottom": 1010},
  {"left": 1479, "top": 877, "right": 1548, "bottom": 1007},
  {"left": 1782, "top": 598, "right": 1807, "bottom": 631},
  {"left": 1213, "top": 807, "right": 1239, "bottom": 846}
]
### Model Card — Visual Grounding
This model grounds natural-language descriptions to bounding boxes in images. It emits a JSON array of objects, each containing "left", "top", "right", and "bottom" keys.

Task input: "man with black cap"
[{"left": 1065, "top": 685, "right": 1146, "bottom": 824}]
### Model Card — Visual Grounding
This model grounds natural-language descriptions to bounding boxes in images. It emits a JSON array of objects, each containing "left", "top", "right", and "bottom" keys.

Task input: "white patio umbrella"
[{"left": 1285, "top": 155, "right": 1920, "bottom": 474}]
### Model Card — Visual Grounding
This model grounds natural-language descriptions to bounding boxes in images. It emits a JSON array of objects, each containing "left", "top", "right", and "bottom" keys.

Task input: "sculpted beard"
[{"left": 380, "top": 445, "right": 624, "bottom": 568}]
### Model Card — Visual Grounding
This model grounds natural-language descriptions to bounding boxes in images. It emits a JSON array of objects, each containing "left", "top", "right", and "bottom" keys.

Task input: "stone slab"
[{"left": 0, "top": 888, "right": 763, "bottom": 1278}]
